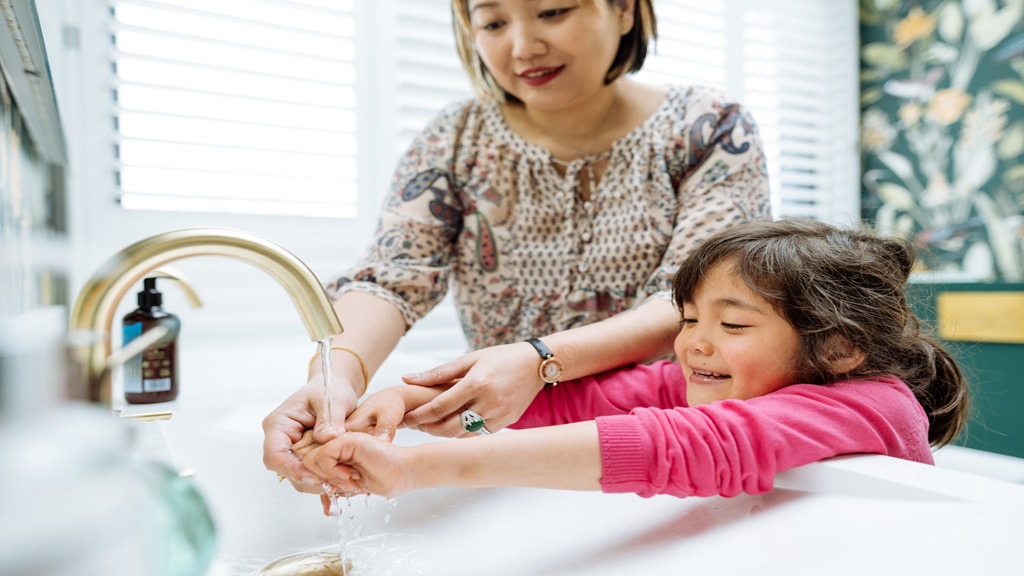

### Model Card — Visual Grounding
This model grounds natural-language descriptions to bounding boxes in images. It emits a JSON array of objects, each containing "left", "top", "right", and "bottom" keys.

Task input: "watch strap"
[{"left": 526, "top": 337, "right": 554, "bottom": 360}]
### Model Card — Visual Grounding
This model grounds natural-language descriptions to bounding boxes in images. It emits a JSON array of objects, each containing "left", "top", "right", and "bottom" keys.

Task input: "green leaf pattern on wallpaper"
[{"left": 860, "top": 0, "right": 1024, "bottom": 281}]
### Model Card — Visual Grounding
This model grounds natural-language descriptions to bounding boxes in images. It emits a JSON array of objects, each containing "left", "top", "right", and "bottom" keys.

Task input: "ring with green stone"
[{"left": 460, "top": 409, "right": 490, "bottom": 435}]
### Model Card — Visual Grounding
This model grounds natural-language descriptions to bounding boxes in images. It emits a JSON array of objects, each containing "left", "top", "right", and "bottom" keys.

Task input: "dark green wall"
[{"left": 907, "top": 282, "right": 1024, "bottom": 458}]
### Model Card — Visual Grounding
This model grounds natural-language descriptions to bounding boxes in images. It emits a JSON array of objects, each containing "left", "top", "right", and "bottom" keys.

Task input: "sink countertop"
[{"left": 122, "top": 338, "right": 1024, "bottom": 576}]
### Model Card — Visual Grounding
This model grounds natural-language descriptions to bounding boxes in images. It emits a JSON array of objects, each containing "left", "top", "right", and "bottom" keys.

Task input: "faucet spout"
[{"left": 69, "top": 227, "right": 344, "bottom": 406}]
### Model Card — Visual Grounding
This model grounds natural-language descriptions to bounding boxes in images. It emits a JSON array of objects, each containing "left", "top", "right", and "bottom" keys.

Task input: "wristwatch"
[{"left": 526, "top": 338, "right": 563, "bottom": 386}]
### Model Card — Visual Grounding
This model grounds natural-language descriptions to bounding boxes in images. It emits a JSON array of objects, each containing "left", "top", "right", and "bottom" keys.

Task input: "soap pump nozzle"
[{"left": 138, "top": 278, "right": 163, "bottom": 309}]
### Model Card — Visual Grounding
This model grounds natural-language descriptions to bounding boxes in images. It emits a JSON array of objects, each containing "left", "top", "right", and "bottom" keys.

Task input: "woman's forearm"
[
  {"left": 409, "top": 422, "right": 602, "bottom": 491},
  {"left": 541, "top": 298, "right": 679, "bottom": 381},
  {"left": 310, "top": 291, "right": 407, "bottom": 393}
]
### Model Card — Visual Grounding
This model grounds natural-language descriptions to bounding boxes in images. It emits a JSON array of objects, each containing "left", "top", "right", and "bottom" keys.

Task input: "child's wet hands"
[
  {"left": 290, "top": 428, "right": 320, "bottom": 460},
  {"left": 303, "top": 430, "right": 410, "bottom": 503},
  {"left": 263, "top": 377, "right": 359, "bottom": 493}
]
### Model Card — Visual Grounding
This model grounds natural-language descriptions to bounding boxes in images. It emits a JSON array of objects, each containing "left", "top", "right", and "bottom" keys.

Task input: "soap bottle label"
[
  {"left": 141, "top": 347, "right": 173, "bottom": 392},
  {"left": 123, "top": 322, "right": 175, "bottom": 393}
]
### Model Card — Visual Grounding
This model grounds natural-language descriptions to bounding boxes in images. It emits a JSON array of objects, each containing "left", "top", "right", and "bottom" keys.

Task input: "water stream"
[
  {"left": 318, "top": 338, "right": 334, "bottom": 434},
  {"left": 317, "top": 337, "right": 351, "bottom": 572},
  {"left": 271, "top": 339, "right": 406, "bottom": 575}
]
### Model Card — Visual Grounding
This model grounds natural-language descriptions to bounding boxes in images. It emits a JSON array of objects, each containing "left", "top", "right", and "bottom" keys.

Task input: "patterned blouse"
[{"left": 326, "top": 85, "right": 771, "bottom": 350}]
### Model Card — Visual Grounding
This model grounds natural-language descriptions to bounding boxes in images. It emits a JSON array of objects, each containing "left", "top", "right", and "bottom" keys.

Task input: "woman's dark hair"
[
  {"left": 672, "top": 218, "right": 969, "bottom": 446},
  {"left": 451, "top": 0, "right": 658, "bottom": 103}
]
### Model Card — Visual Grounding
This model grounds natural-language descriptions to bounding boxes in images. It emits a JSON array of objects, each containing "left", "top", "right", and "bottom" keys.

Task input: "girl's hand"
[
  {"left": 401, "top": 343, "right": 544, "bottom": 437},
  {"left": 304, "top": 432, "right": 414, "bottom": 504},
  {"left": 290, "top": 428, "right": 318, "bottom": 459},
  {"left": 346, "top": 385, "right": 452, "bottom": 441},
  {"left": 262, "top": 376, "right": 359, "bottom": 494},
  {"left": 344, "top": 387, "right": 407, "bottom": 441}
]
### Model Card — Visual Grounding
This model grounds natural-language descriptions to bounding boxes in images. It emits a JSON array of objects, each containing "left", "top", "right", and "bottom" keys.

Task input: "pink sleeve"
[
  {"left": 510, "top": 361, "right": 687, "bottom": 428},
  {"left": 596, "top": 378, "right": 933, "bottom": 498}
]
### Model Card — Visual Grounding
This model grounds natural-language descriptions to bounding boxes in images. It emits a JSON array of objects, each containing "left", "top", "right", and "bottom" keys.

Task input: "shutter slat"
[{"left": 111, "top": 0, "right": 358, "bottom": 217}]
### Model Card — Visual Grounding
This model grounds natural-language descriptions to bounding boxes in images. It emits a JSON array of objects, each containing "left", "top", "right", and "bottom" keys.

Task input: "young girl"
[{"left": 300, "top": 219, "right": 969, "bottom": 501}]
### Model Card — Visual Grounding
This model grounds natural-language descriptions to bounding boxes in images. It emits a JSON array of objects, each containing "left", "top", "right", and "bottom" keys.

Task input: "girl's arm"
[
  {"left": 596, "top": 378, "right": 933, "bottom": 498},
  {"left": 330, "top": 377, "right": 929, "bottom": 501},
  {"left": 304, "top": 421, "right": 602, "bottom": 499}
]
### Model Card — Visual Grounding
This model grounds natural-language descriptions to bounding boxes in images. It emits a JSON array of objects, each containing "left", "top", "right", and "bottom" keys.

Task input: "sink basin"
[{"left": 123, "top": 341, "right": 1024, "bottom": 575}]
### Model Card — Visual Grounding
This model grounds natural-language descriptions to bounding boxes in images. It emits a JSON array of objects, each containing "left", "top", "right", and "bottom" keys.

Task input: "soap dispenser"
[{"left": 122, "top": 277, "right": 181, "bottom": 404}]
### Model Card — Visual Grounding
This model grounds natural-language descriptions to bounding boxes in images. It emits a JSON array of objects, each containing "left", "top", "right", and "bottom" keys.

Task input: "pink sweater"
[{"left": 512, "top": 361, "right": 933, "bottom": 498}]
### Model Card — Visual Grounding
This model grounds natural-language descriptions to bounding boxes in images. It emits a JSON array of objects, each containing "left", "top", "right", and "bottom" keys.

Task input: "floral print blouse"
[{"left": 326, "top": 85, "right": 771, "bottom": 350}]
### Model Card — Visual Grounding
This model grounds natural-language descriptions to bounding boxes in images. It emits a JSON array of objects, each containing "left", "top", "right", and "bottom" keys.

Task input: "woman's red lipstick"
[{"left": 519, "top": 66, "right": 563, "bottom": 86}]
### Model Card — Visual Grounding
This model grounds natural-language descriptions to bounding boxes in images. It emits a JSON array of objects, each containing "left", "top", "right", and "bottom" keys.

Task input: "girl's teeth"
[{"left": 695, "top": 369, "right": 726, "bottom": 378}]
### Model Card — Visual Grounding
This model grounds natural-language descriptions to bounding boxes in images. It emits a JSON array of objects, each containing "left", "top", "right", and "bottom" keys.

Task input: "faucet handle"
[{"left": 148, "top": 267, "right": 203, "bottom": 309}]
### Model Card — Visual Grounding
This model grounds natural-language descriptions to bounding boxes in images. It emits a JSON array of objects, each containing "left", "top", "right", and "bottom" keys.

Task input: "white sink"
[{"left": 121, "top": 341, "right": 1024, "bottom": 575}]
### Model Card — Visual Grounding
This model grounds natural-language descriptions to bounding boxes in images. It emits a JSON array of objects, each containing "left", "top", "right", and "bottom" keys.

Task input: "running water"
[
  {"left": 326, "top": 490, "right": 352, "bottom": 572},
  {"left": 313, "top": 338, "right": 404, "bottom": 574},
  {"left": 253, "top": 340, "right": 418, "bottom": 575},
  {"left": 318, "top": 337, "right": 353, "bottom": 573},
  {"left": 318, "top": 338, "right": 334, "bottom": 431}
]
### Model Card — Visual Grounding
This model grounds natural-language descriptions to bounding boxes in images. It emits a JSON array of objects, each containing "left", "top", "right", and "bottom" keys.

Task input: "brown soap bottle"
[{"left": 122, "top": 277, "right": 181, "bottom": 404}]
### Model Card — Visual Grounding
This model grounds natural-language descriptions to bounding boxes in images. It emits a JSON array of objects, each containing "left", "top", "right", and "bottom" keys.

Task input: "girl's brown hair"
[
  {"left": 672, "top": 218, "right": 969, "bottom": 447},
  {"left": 451, "top": 0, "right": 657, "bottom": 103}
]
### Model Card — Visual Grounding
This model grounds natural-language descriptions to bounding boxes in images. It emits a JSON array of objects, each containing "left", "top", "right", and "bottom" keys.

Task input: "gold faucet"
[{"left": 69, "top": 227, "right": 344, "bottom": 406}]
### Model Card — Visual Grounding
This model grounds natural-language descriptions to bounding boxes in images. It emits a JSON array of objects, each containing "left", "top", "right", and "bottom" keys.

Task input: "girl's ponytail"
[{"left": 901, "top": 335, "right": 969, "bottom": 446}]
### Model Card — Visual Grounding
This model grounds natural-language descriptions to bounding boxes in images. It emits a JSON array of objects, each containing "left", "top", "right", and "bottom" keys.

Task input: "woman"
[{"left": 264, "top": 0, "right": 770, "bottom": 492}]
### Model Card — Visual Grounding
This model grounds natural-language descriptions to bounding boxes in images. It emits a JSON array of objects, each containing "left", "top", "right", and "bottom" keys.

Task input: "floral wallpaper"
[{"left": 860, "top": 0, "right": 1024, "bottom": 281}]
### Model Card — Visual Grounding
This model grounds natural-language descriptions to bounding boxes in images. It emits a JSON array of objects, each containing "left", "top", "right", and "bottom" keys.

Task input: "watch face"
[{"left": 539, "top": 358, "right": 563, "bottom": 383}]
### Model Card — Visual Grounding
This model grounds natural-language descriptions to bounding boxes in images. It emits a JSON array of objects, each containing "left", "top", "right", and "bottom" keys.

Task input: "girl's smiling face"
[
  {"left": 467, "top": 0, "right": 630, "bottom": 110},
  {"left": 674, "top": 260, "right": 804, "bottom": 406}
]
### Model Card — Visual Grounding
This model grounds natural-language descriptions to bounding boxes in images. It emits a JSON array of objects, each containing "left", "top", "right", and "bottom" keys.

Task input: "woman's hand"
[
  {"left": 305, "top": 432, "right": 415, "bottom": 505},
  {"left": 262, "top": 375, "right": 359, "bottom": 493},
  {"left": 401, "top": 342, "right": 544, "bottom": 437}
]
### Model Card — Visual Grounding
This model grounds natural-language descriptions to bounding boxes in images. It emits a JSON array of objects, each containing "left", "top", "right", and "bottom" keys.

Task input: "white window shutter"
[
  {"left": 636, "top": 0, "right": 859, "bottom": 224},
  {"left": 110, "top": 0, "right": 359, "bottom": 218},
  {"left": 391, "top": 0, "right": 472, "bottom": 154},
  {"left": 738, "top": 0, "right": 859, "bottom": 223}
]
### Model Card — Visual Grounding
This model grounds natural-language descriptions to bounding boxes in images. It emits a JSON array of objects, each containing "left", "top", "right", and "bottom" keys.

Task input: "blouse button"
[
  {"left": 577, "top": 262, "right": 589, "bottom": 273},
  {"left": 581, "top": 231, "right": 592, "bottom": 243}
]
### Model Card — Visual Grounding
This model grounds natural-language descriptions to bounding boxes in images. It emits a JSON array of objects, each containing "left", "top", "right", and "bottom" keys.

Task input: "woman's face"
[
  {"left": 466, "top": 0, "right": 630, "bottom": 110},
  {"left": 673, "top": 261, "right": 804, "bottom": 407}
]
